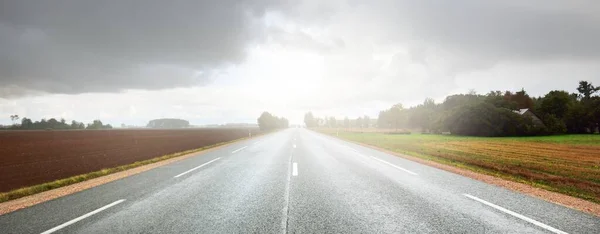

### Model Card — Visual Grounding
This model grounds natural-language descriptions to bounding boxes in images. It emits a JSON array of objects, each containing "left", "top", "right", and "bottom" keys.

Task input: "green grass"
[
  {"left": 500, "top": 134, "right": 600, "bottom": 145},
  {"left": 318, "top": 129, "right": 600, "bottom": 203},
  {"left": 0, "top": 138, "right": 248, "bottom": 203}
]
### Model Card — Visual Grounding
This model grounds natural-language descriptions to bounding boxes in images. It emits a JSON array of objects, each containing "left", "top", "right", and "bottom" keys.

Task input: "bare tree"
[{"left": 9, "top": 115, "right": 20, "bottom": 125}]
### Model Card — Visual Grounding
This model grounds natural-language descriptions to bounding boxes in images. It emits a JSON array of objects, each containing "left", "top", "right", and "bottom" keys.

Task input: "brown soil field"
[{"left": 0, "top": 128, "right": 257, "bottom": 192}]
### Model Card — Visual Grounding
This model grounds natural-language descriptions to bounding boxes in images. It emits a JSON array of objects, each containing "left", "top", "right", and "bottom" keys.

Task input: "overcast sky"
[{"left": 1, "top": 0, "right": 599, "bottom": 125}]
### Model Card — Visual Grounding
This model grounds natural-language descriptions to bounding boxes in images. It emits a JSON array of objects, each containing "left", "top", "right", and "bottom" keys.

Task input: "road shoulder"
[{"left": 329, "top": 135, "right": 600, "bottom": 217}]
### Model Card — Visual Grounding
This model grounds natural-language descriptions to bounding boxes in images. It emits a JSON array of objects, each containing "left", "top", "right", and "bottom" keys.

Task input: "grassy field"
[{"left": 317, "top": 129, "right": 600, "bottom": 203}]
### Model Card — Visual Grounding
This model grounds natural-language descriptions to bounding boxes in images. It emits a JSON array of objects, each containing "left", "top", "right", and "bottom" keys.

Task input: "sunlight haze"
[{"left": 1, "top": 0, "right": 599, "bottom": 125}]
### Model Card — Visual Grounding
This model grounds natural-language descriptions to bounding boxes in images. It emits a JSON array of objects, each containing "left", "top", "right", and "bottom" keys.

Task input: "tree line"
[
  {"left": 304, "top": 112, "right": 372, "bottom": 129},
  {"left": 306, "top": 80, "right": 600, "bottom": 137},
  {"left": 257, "top": 112, "right": 289, "bottom": 131},
  {"left": 5, "top": 115, "right": 113, "bottom": 130}
]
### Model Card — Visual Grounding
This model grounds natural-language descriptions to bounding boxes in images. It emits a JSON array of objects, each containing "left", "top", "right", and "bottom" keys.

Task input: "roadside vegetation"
[
  {"left": 306, "top": 80, "right": 600, "bottom": 203},
  {"left": 257, "top": 112, "right": 289, "bottom": 131},
  {"left": 318, "top": 129, "right": 600, "bottom": 203},
  {"left": 305, "top": 80, "right": 600, "bottom": 137}
]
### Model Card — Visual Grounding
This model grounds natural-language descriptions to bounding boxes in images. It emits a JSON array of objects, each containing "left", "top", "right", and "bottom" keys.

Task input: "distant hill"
[{"left": 147, "top": 118, "right": 190, "bottom": 129}]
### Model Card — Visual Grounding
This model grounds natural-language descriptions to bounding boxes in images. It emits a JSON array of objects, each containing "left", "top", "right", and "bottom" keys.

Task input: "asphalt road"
[{"left": 1, "top": 128, "right": 598, "bottom": 233}]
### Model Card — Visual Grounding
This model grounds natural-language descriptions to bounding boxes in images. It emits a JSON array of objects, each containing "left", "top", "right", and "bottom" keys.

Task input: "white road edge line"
[
  {"left": 292, "top": 163, "right": 298, "bottom": 176},
  {"left": 253, "top": 140, "right": 263, "bottom": 145},
  {"left": 231, "top": 146, "right": 248, "bottom": 154},
  {"left": 370, "top": 156, "right": 418, "bottom": 176},
  {"left": 40, "top": 199, "right": 126, "bottom": 234},
  {"left": 463, "top": 194, "right": 568, "bottom": 234},
  {"left": 174, "top": 157, "right": 221, "bottom": 178}
]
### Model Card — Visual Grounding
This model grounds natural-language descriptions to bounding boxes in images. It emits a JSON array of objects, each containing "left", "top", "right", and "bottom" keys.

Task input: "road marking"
[
  {"left": 292, "top": 163, "right": 298, "bottom": 176},
  {"left": 253, "top": 140, "right": 263, "bottom": 145},
  {"left": 40, "top": 199, "right": 126, "bottom": 234},
  {"left": 174, "top": 157, "right": 221, "bottom": 178},
  {"left": 370, "top": 156, "right": 418, "bottom": 175},
  {"left": 280, "top": 148, "right": 293, "bottom": 233},
  {"left": 231, "top": 146, "right": 248, "bottom": 154},
  {"left": 463, "top": 194, "right": 568, "bottom": 234}
]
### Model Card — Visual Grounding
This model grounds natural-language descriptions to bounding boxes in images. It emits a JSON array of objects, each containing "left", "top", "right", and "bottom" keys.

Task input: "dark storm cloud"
[{"left": 0, "top": 0, "right": 278, "bottom": 96}]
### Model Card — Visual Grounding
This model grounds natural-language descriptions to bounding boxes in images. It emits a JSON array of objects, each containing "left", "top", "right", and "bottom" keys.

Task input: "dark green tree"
[
  {"left": 577, "top": 81, "right": 599, "bottom": 100},
  {"left": 539, "top": 91, "right": 572, "bottom": 120}
]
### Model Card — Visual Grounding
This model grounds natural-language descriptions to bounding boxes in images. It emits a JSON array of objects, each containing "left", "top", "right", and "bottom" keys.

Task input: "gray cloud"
[
  {"left": 265, "top": 27, "right": 345, "bottom": 53},
  {"left": 268, "top": 0, "right": 600, "bottom": 106},
  {"left": 0, "top": 0, "right": 280, "bottom": 96},
  {"left": 371, "top": 0, "right": 600, "bottom": 61},
  {"left": 2, "top": 0, "right": 599, "bottom": 101}
]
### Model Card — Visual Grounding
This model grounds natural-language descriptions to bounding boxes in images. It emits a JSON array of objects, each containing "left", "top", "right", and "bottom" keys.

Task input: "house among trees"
[{"left": 513, "top": 108, "right": 545, "bottom": 127}]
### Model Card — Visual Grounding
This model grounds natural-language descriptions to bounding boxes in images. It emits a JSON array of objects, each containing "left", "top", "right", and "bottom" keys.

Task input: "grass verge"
[
  {"left": 0, "top": 137, "right": 249, "bottom": 203},
  {"left": 316, "top": 129, "right": 600, "bottom": 204}
]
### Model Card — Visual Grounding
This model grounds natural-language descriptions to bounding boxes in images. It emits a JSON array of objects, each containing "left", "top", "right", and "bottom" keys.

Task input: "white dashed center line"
[{"left": 292, "top": 163, "right": 298, "bottom": 176}]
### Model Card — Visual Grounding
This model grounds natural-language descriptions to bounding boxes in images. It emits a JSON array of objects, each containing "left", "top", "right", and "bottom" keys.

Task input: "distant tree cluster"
[
  {"left": 304, "top": 111, "right": 371, "bottom": 129},
  {"left": 6, "top": 117, "right": 112, "bottom": 130},
  {"left": 147, "top": 118, "right": 190, "bottom": 128},
  {"left": 375, "top": 81, "right": 600, "bottom": 136},
  {"left": 257, "top": 112, "right": 289, "bottom": 131},
  {"left": 304, "top": 81, "right": 600, "bottom": 137},
  {"left": 304, "top": 112, "right": 319, "bottom": 128}
]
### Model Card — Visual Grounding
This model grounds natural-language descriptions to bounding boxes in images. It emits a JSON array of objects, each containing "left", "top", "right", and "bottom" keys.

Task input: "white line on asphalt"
[
  {"left": 463, "top": 194, "right": 568, "bottom": 234},
  {"left": 280, "top": 149, "right": 293, "bottom": 233},
  {"left": 173, "top": 158, "right": 221, "bottom": 178},
  {"left": 253, "top": 140, "right": 263, "bottom": 145},
  {"left": 292, "top": 163, "right": 298, "bottom": 176},
  {"left": 370, "top": 156, "right": 418, "bottom": 175},
  {"left": 40, "top": 199, "right": 126, "bottom": 234},
  {"left": 231, "top": 146, "right": 248, "bottom": 154}
]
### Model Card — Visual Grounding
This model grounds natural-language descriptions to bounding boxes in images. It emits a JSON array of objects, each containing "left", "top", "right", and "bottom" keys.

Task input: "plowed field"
[{"left": 0, "top": 128, "right": 257, "bottom": 192}]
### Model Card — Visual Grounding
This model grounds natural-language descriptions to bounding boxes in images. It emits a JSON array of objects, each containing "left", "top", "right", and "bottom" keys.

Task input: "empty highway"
[{"left": 1, "top": 129, "right": 598, "bottom": 233}]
